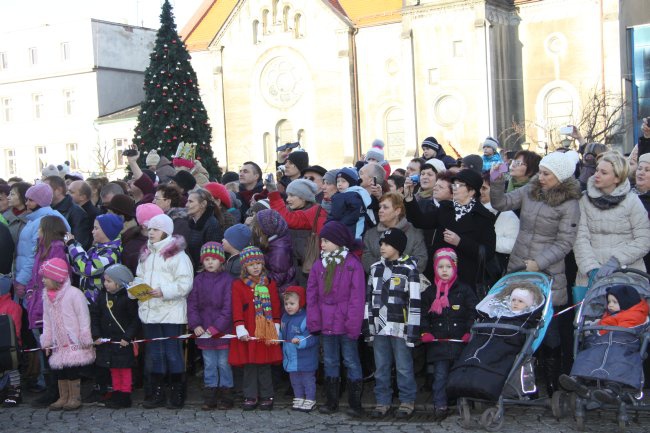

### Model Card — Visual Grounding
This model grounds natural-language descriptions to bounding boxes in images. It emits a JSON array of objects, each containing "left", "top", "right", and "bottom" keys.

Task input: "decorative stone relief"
[
  {"left": 260, "top": 55, "right": 307, "bottom": 108},
  {"left": 433, "top": 93, "right": 464, "bottom": 127}
]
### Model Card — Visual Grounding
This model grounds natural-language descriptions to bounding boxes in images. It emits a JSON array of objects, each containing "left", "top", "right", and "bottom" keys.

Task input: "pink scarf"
[
  {"left": 430, "top": 253, "right": 458, "bottom": 315},
  {"left": 47, "top": 288, "right": 58, "bottom": 302}
]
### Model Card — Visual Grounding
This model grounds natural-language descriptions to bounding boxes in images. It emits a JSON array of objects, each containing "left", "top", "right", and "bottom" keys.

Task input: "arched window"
[
  {"left": 544, "top": 87, "right": 574, "bottom": 144},
  {"left": 294, "top": 13, "right": 302, "bottom": 38},
  {"left": 262, "top": 9, "right": 269, "bottom": 35},
  {"left": 272, "top": 0, "right": 279, "bottom": 24},
  {"left": 283, "top": 5, "right": 291, "bottom": 32},
  {"left": 253, "top": 20, "right": 260, "bottom": 44},
  {"left": 385, "top": 107, "right": 405, "bottom": 160},
  {"left": 276, "top": 119, "right": 294, "bottom": 148},
  {"left": 297, "top": 129, "right": 305, "bottom": 147},
  {"left": 263, "top": 132, "right": 273, "bottom": 168}
]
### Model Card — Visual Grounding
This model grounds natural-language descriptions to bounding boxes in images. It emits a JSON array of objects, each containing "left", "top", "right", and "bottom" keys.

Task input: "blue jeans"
[
  {"left": 373, "top": 335, "right": 417, "bottom": 405},
  {"left": 432, "top": 360, "right": 450, "bottom": 408},
  {"left": 289, "top": 371, "right": 316, "bottom": 400},
  {"left": 202, "top": 349, "right": 233, "bottom": 388},
  {"left": 143, "top": 323, "right": 185, "bottom": 374},
  {"left": 321, "top": 335, "right": 362, "bottom": 380}
]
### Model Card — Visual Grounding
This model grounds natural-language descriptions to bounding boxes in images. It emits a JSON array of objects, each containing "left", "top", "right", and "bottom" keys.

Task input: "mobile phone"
[
  {"left": 559, "top": 126, "right": 574, "bottom": 135},
  {"left": 373, "top": 176, "right": 377, "bottom": 186},
  {"left": 266, "top": 173, "right": 274, "bottom": 183},
  {"left": 409, "top": 174, "right": 420, "bottom": 184}
]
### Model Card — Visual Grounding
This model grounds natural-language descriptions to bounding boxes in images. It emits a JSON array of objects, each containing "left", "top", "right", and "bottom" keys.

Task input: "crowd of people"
[{"left": 0, "top": 122, "right": 649, "bottom": 421}]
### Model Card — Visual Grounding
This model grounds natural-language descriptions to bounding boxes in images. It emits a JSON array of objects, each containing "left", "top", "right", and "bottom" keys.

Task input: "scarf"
[
  {"left": 587, "top": 193, "right": 625, "bottom": 210},
  {"left": 243, "top": 274, "right": 278, "bottom": 341},
  {"left": 453, "top": 198, "right": 475, "bottom": 221},
  {"left": 430, "top": 255, "right": 458, "bottom": 315},
  {"left": 321, "top": 248, "right": 348, "bottom": 294},
  {"left": 506, "top": 177, "right": 528, "bottom": 193}
]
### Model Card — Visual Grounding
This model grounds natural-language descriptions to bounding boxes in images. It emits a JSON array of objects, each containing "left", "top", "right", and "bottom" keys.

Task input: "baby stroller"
[
  {"left": 557, "top": 268, "right": 650, "bottom": 432},
  {"left": 447, "top": 271, "right": 554, "bottom": 431}
]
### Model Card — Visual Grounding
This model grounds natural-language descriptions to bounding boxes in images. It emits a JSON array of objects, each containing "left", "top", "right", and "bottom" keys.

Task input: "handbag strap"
[
  {"left": 310, "top": 205, "right": 321, "bottom": 234},
  {"left": 106, "top": 292, "right": 127, "bottom": 335}
]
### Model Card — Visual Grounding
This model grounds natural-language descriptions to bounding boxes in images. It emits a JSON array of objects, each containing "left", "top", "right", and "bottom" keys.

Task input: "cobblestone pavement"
[{"left": 3, "top": 386, "right": 650, "bottom": 433}]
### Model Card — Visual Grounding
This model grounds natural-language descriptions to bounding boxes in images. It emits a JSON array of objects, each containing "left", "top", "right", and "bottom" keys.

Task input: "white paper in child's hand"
[{"left": 198, "top": 333, "right": 212, "bottom": 339}]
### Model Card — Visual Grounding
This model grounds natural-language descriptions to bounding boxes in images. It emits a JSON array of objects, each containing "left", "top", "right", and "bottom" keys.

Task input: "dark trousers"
[
  {"left": 243, "top": 364, "right": 274, "bottom": 400},
  {"left": 54, "top": 367, "right": 81, "bottom": 381}
]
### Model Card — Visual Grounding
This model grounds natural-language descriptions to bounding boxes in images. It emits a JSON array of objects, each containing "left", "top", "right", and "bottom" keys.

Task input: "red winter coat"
[
  {"left": 599, "top": 300, "right": 649, "bottom": 335},
  {"left": 228, "top": 279, "right": 283, "bottom": 367},
  {"left": 268, "top": 191, "right": 327, "bottom": 233},
  {"left": 0, "top": 293, "right": 22, "bottom": 345}
]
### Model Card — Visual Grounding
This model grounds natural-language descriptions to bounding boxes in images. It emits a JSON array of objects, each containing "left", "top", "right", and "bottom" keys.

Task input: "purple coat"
[
  {"left": 25, "top": 240, "right": 70, "bottom": 329},
  {"left": 187, "top": 271, "right": 234, "bottom": 350},
  {"left": 264, "top": 233, "right": 296, "bottom": 297},
  {"left": 306, "top": 253, "right": 366, "bottom": 340}
]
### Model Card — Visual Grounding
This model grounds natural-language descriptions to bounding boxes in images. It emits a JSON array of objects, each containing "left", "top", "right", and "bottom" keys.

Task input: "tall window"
[
  {"left": 61, "top": 42, "right": 70, "bottom": 61},
  {"left": 263, "top": 132, "right": 273, "bottom": 167},
  {"left": 385, "top": 108, "right": 405, "bottom": 160},
  {"left": 283, "top": 6, "right": 291, "bottom": 32},
  {"left": 294, "top": 14, "right": 302, "bottom": 38},
  {"left": 35, "top": 146, "right": 47, "bottom": 173},
  {"left": 32, "top": 93, "right": 43, "bottom": 119},
  {"left": 4, "top": 149, "right": 16, "bottom": 177},
  {"left": 66, "top": 143, "right": 79, "bottom": 170},
  {"left": 272, "top": 0, "right": 279, "bottom": 24},
  {"left": 114, "top": 138, "right": 128, "bottom": 167},
  {"left": 544, "top": 87, "right": 574, "bottom": 145},
  {"left": 1, "top": 98, "right": 11, "bottom": 122},
  {"left": 276, "top": 119, "right": 294, "bottom": 148},
  {"left": 63, "top": 89, "right": 74, "bottom": 115},
  {"left": 0, "top": 52, "right": 7, "bottom": 70},
  {"left": 262, "top": 9, "right": 269, "bottom": 35},
  {"left": 28, "top": 47, "right": 37, "bottom": 65},
  {"left": 253, "top": 20, "right": 260, "bottom": 44}
]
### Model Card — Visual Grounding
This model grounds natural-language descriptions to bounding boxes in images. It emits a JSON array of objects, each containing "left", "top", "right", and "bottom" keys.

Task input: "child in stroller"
[{"left": 559, "top": 284, "right": 649, "bottom": 403}]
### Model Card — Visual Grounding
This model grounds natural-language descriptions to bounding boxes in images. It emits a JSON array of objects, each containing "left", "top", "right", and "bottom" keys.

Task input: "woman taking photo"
[
  {"left": 506, "top": 150, "right": 541, "bottom": 192},
  {"left": 574, "top": 151, "right": 650, "bottom": 283}
]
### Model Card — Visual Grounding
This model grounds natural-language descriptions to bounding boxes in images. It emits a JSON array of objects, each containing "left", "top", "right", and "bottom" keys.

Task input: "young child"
[
  {"left": 279, "top": 286, "right": 319, "bottom": 412},
  {"left": 483, "top": 282, "right": 543, "bottom": 318},
  {"left": 481, "top": 137, "right": 503, "bottom": 173},
  {"left": 0, "top": 276, "right": 22, "bottom": 407},
  {"left": 40, "top": 258, "right": 95, "bottom": 411},
  {"left": 131, "top": 214, "right": 193, "bottom": 409},
  {"left": 598, "top": 284, "right": 649, "bottom": 334},
  {"left": 306, "top": 220, "right": 366, "bottom": 416},
  {"left": 327, "top": 168, "right": 373, "bottom": 240},
  {"left": 509, "top": 287, "right": 537, "bottom": 313},
  {"left": 421, "top": 248, "right": 478, "bottom": 421},
  {"left": 229, "top": 246, "right": 282, "bottom": 411},
  {"left": 364, "top": 228, "right": 421, "bottom": 419},
  {"left": 222, "top": 224, "right": 252, "bottom": 278},
  {"left": 90, "top": 264, "right": 140, "bottom": 409},
  {"left": 187, "top": 242, "right": 236, "bottom": 410}
]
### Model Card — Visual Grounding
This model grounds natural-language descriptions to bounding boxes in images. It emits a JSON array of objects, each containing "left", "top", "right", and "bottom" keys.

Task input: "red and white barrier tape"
[{"left": 552, "top": 301, "right": 583, "bottom": 318}]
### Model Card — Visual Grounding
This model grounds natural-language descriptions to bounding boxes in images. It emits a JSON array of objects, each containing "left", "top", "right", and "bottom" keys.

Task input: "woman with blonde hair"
[{"left": 574, "top": 151, "right": 650, "bottom": 284}]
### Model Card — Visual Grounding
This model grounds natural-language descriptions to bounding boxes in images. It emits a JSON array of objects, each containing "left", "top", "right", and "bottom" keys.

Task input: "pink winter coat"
[{"left": 40, "top": 280, "right": 95, "bottom": 370}]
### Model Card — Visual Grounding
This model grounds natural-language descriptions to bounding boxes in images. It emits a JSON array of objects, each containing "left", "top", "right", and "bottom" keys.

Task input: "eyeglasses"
[
  {"left": 451, "top": 182, "right": 466, "bottom": 189},
  {"left": 303, "top": 176, "right": 316, "bottom": 181},
  {"left": 510, "top": 160, "right": 526, "bottom": 167}
]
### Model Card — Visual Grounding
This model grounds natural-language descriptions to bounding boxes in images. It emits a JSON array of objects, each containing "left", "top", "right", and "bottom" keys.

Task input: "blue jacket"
[
  {"left": 482, "top": 153, "right": 503, "bottom": 173},
  {"left": 280, "top": 309, "right": 319, "bottom": 373},
  {"left": 327, "top": 186, "right": 373, "bottom": 240},
  {"left": 15, "top": 207, "right": 70, "bottom": 285}
]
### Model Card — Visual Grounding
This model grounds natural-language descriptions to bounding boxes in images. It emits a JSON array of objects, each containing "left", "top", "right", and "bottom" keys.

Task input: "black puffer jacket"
[
  {"left": 187, "top": 205, "right": 223, "bottom": 269},
  {"left": 421, "top": 281, "right": 478, "bottom": 362},
  {"left": 91, "top": 289, "right": 140, "bottom": 369},
  {"left": 53, "top": 195, "right": 92, "bottom": 250}
]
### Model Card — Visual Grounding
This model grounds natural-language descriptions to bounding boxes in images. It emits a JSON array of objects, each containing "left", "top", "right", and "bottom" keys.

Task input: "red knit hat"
[
  {"left": 285, "top": 286, "right": 306, "bottom": 309},
  {"left": 172, "top": 157, "right": 195, "bottom": 170},
  {"left": 204, "top": 182, "right": 232, "bottom": 208},
  {"left": 39, "top": 258, "right": 69, "bottom": 283}
]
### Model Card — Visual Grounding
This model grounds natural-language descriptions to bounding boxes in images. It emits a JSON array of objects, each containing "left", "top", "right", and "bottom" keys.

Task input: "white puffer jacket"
[
  {"left": 131, "top": 235, "right": 194, "bottom": 324},
  {"left": 574, "top": 178, "right": 650, "bottom": 286}
]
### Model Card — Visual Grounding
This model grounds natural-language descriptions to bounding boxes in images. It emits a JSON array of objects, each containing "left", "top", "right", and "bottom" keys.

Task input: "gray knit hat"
[
  {"left": 482, "top": 137, "right": 499, "bottom": 152},
  {"left": 286, "top": 179, "right": 318, "bottom": 203},
  {"left": 104, "top": 264, "right": 134, "bottom": 290},
  {"left": 323, "top": 169, "right": 338, "bottom": 185},
  {"left": 41, "top": 164, "right": 60, "bottom": 179}
]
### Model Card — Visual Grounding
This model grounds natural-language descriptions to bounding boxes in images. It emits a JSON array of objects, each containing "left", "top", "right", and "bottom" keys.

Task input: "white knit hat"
[
  {"left": 146, "top": 149, "right": 161, "bottom": 167},
  {"left": 539, "top": 151, "right": 575, "bottom": 182},
  {"left": 510, "top": 288, "right": 535, "bottom": 308},
  {"left": 425, "top": 158, "right": 447, "bottom": 174},
  {"left": 146, "top": 214, "right": 174, "bottom": 237}
]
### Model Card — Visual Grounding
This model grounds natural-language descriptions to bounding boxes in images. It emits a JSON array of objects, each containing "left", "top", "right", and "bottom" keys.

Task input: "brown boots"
[{"left": 48, "top": 380, "right": 81, "bottom": 411}]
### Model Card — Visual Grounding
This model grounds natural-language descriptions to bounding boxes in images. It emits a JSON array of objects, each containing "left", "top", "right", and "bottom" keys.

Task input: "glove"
[
  {"left": 596, "top": 256, "right": 620, "bottom": 279},
  {"left": 462, "top": 333, "right": 471, "bottom": 343},
  {"left": 207, "top": 326, "right": 219, "bottom": 336},
  {"left": 265, "top": 179, "right": 278, "bottom": 193},
  {"left": 235, "top": 325, "right": 249, "bottom": 339},
  {"left": 421, "top": 333, "right": 436, "bottom": 343}
]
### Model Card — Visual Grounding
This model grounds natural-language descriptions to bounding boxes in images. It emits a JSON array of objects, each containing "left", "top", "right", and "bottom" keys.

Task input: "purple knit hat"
[
  {"left": 255, "top": 209, "right": 287, "bottom": 237},
  {"left": 319, "top": 221, "right": 354, "bottom": 249},
  {"left": 25, "top": 183, "right": 53, "bottom": 207}
]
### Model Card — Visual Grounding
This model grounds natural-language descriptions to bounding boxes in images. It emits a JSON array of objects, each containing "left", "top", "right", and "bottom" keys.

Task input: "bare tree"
[{"left": 94, "top": 140, "right": 118, "bottom": 176}]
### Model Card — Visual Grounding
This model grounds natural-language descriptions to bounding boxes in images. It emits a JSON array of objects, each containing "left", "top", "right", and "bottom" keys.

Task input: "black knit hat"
[
  {"left": 221, "top": 171, "right": 239, "bottom": 184},
  {"left": 421, "top": 136, "right": 441, "bottom": 152},
  {"left": 452, "top": 169, "right": 483, "bottom": 198},
  {"left": 379, "top": 228, "right": 407, "bottom": 256},
  {"left": 286, "top": 150, "right": 310, "bottom": 172},
  {"left": 606, "top": 285, "right": 642, "bottom": 311},
  {"left": 170, "top": 170, "right": 197, "bottom": 192}
]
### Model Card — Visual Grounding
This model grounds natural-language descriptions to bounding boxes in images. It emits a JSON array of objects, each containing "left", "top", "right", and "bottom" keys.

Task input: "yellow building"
[{"left": 181, "top": 0, "right": 650, "bottom": 172}]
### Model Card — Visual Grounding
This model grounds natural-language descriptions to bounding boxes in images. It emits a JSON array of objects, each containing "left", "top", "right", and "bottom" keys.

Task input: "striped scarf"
[
  {"left": 321, "top": 248, "right": 348, "bottom": 294},
  {"left": 243, "top": 274, "right": 278, "bottom": 341}
]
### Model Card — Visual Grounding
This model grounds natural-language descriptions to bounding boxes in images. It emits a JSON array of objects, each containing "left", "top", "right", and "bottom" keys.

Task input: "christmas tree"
[{"left": 132, "top": 0, "right": 221, "bottom": 179}]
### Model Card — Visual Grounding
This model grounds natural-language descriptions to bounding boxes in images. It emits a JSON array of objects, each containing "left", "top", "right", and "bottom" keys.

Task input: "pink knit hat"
[
  {"left": 25, "top": 183, "right": 53, "bottom": 207},
  {"left": 40, "top": 258, "right": 69, "bottom": 283},
  {"left": 136, "top": 203, "right": 164, "bottom": 226}
]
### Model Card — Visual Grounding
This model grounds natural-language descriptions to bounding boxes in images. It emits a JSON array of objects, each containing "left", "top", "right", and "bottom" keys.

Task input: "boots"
[
  {"left": 142, "top": 374, "right": 166, "bottom": 409},
  {"left": 541, "top": 347, "right": 561, "bottom": 397},
  {"left": 48, "top": 380, "right": 70, "bottom": 411},
  {"left": 319, "top": 377, "right": 339, "bottom": 414},
  {"left": 104, "top": 391, "right": 131, "bottom": 409},
  {"left": 201, "top": 387, "right": 219, "bottom": 410},
  {"left": 345, "top": 379, "right": 365, "bottom": 418},
  {"left": 218, "top": 387, "right": 234, "bottom": 410},
  {"left": 32, "top": 373, "right": 59, "bottom": 408},
  {"left": 63, "top": 379, "right": 82, "bottom": 410},
  {"left": 167, "top": 373, "right": 185, "bottom": 409},
  {"left": 2, "top": 385, "right": 22, "bottom": 407}
]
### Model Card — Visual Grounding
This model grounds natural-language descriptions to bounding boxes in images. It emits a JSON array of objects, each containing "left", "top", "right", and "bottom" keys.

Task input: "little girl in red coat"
[{"left": 229, "top": 246, "right": 282, "bottom": 411}]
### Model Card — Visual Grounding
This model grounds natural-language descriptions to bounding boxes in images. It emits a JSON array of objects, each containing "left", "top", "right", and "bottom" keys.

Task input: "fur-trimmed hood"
[
  {"left": 528, "top": 175, "right": 581, "bottom": 207},
  {"left": 140, "top": 234, "right": 187, "bottom": 262}
]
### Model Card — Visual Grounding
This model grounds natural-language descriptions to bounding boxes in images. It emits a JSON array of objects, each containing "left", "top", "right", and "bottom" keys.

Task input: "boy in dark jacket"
[
  {"left": 91, "top": 264, "right": 139, "bottom": 408},
  {"left": 421, "top": 248, "right": 477, "bottom": 421},
  {"left": 279, "top": 286, "right": 319, "bottom": 412},
  {"left": 327, "top": 168, "right": 374, "bottom": 240}
]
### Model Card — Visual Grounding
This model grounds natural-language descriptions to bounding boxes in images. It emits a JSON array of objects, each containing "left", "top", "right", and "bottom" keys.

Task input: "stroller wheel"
[
  {"left": 551, "top": 391, "right": 568, "bottom": 419},
  {"left": 480, "top": 407, "right": 504, "bottom": 432},
  {"left": 458, "top": 398, "right": 472, "bottom": 429}
]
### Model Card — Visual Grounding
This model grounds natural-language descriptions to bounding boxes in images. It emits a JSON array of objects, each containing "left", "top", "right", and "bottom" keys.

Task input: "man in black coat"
[{"left": 45, "top": 176, "right": 92, "bottom": 249}]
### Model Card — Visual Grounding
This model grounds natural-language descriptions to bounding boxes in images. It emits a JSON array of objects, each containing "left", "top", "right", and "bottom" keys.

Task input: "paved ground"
[{"left": 3, "top": 381, "right": 650, "bottom": 433}]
